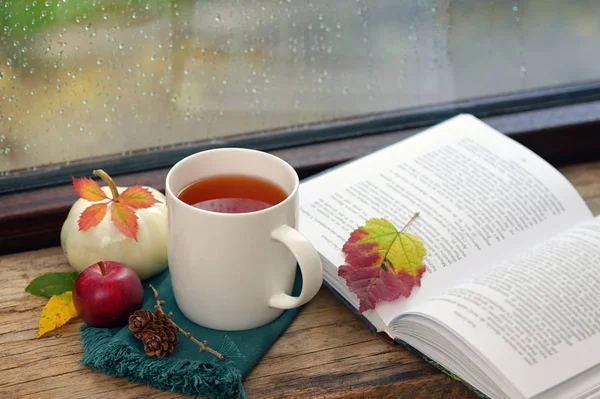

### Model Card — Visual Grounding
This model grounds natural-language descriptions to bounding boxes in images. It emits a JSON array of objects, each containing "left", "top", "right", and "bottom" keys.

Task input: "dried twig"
[{"left": 149, "top": 284, "right": 224, "bottom": 360}]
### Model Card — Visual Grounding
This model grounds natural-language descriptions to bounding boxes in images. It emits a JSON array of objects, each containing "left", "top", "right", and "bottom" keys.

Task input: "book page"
[
  {"left": 298, "top": 114, "right": 592, "bottom": 324},
  {"left": 413, "top": 216, "right": 600, "bottom": 399}
]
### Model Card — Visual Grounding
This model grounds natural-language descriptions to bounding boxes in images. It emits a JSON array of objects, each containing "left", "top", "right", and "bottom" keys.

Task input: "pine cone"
[
  {"left": 128, "top": 309, "right": 155, "bottom": 339},
  {"left": 140, "top": 314, "right": 178, "bottom": 358}
]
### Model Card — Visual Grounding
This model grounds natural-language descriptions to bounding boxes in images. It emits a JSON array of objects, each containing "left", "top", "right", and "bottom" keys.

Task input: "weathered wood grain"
[
  {"left": 0, "top": 249, "right": 472, "bottom": 399},
  {"left": 1, "top": 161, "right": 600, "bottom": 399}
]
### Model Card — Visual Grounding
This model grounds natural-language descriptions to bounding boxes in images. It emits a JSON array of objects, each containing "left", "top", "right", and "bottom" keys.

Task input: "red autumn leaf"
[
  {"left": 77, "top": 203, "right": 108, "bottom": 231},
  {"left": 110, "top": 202, "right": 139, "bottom": 241},
  {"left": 118, "top": 186, "right": 158, "bottom": 209},
  {"left": 337, "top": 215, "right": 427, "bottom": 314},
  {"left": 71, "top": 176, "right": 108, "bottom": 202}
]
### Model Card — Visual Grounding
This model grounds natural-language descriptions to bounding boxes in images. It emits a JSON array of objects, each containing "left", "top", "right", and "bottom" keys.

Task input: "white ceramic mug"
[{"left": 165, "top": 148, "right": 323, "bottom": 330}]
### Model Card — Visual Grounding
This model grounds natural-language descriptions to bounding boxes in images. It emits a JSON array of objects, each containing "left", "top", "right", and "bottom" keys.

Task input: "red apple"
[{"left": 73, "top": 260, "right": 144, "bottom": 328}]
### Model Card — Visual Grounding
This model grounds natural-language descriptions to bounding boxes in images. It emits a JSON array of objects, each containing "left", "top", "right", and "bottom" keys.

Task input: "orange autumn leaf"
[
  {"left": 111, "top": 202, "right": 139, "bottom": 241},
  {"left": 71, "top": 170, "right": 160, "bottom": 240},
  {"left": 37, "top": 291, "right": 78, "bottom": 338},
  {"left": 77, "top": 202, "right": 108, "bottom": 231},
  {"left": 118, "top": 186, "right": 158, "bottom": 209},
  {"left": 71, "top": 176, "right": 108, "bottom": 201}
]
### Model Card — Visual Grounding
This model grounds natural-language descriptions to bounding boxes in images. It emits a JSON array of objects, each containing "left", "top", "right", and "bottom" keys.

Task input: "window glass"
[{"left": 1, "top": 0, "right": 599, "bottom": 174}]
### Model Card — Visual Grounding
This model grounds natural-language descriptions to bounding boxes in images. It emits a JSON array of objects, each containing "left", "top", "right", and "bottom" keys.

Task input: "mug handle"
[{"left": 268, "top": 225, "right": 324, "bottom": 309}]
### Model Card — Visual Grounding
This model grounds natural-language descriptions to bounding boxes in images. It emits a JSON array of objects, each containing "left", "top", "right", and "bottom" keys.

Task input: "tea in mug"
[{"left": 177, "top": 174, "right": 288, "bottom": 213}]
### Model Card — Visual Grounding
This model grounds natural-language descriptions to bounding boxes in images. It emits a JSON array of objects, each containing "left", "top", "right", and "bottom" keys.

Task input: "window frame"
[
  {"left": 2, "top": 80, "right": 600, "bottom": 195},
  {"left": 3, "top": 87, "right": 600, "bottom": 254}
]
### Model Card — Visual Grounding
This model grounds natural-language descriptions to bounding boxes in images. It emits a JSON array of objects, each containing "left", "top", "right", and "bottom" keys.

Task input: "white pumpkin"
[{"left": 60, "top": 171, "right": 168, "bottom": 281}]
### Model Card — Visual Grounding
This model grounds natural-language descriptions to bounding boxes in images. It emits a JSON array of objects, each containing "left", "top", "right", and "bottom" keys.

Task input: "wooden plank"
[
  {"left": 1, "top": 160, "right": 600, "bottom": 398},
  {"left": 0, "top": 247, "right": 473, "bottom": 398}
]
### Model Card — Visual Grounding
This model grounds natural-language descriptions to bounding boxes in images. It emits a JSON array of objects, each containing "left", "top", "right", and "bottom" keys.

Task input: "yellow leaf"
[{"left": 37, "top": 291, "right": 78, "bottom": 338}]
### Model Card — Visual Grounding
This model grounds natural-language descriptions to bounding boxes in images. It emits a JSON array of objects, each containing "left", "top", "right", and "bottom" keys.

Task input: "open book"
[{"left": 297, "top": 114, "right": 600, "bottom": 399}]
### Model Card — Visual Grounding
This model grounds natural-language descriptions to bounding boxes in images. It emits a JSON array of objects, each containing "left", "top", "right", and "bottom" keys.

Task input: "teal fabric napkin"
[{"left": 79, "top": 267, "right": 303, "bottom": 399}]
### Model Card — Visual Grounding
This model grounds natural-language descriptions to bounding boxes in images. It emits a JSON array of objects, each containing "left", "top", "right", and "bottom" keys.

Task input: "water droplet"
[
  {"left": 45, "top": 0, "right": 51, "bottom": 6},
  {"left": 97, "top": 58, "right": 103, "bottom": 65},
  {"left": 215, "top": 14, "right": 221, "bottom": 22},
  {"left": 80, "top": 125, "right": 85, "bottom": 132},
  {"left": 0, "top": 72, "right": 3, "bottom": 79},
  {"left": 7, "top": 115, "right": 13, "bottom": 121},
  {"left": 118, "top": 42, "right": 124, "bottom": 49},
  {"left": 520, "top": 66, "right": 527, "bottom": 76},
  {"left": 103, "top": 14, "right": 108, "bottom": 20},
  {"left": 75, "top": 16, "right": 82, "bottom": 23},
  {"left": 0, "top": 135, "right": 5, "bottom": 142},
  {"left": 4, "top": 146, "right": 11, "bottom": 154},
  {"left": 24, "top": 144, "right": 30, "bottom": 151},
  {"left": 513, "top": 5, "right": 519, "bottom": 12},
  {"left": 431, "top": 7, "right": 436, "bottom": 13},
  {"left": 82, "top": 99, "right": 87, "bottom": 104}
]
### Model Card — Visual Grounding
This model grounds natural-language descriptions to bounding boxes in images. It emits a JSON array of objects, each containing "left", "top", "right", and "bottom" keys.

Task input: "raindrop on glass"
[{"left": 520, "top": 66, "right": 527, "bottom": 76}]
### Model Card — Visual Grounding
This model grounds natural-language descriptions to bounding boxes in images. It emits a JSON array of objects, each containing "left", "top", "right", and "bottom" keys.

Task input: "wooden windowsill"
[
  {"left": 4, "top": 99, "right": 600, "bottom": 255},
  {"left": 2, "top": 160, "right": 600, "bottom": 398}
]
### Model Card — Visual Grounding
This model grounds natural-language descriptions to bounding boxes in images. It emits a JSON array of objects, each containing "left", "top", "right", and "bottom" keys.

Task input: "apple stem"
[
  {"left": 98, "top": 261, "right": 107, "bottom": 276},
  {"left": 93, "top": 169, "right": 120, "bottom": 200}
]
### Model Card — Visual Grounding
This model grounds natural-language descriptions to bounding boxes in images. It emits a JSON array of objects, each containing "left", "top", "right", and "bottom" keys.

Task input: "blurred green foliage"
[{"left": 0, "top": 0, "right": 174, "bottom": 40}]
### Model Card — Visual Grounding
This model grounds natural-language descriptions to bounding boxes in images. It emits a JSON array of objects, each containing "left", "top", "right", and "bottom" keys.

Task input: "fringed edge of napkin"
[{"left": 78, "top": 325, "right": 246, "bottom": 399}]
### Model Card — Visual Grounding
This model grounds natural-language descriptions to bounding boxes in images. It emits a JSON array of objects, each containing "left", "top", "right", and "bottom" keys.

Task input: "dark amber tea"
[{"left": 177, "top": 174, "right": 288, "bottom": 213}]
